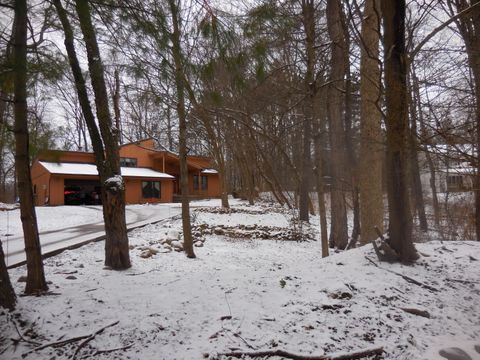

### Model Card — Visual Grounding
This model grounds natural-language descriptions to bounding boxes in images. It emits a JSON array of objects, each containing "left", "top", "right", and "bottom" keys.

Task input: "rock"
[
  {"left": 75, "top": 263, "right": 85, "bottom": 269},
  {"left": 17, "top": 275, "right": 27, "bottom": 283},
  {"left": 329, "top": 291, "right": 353, "bottom": 300},
  {"left": 166, "top": 230, "right": 180, "bottom": 241},
  {"left": 163, "top": 244, "right": 172, "bottom": 251},
  {"left": 65, "top": 275, "right": 77, "bottom": 280},
  {"left": 161, "top": 238, "right": 173, "bottom": 245},
  {"left": 140, "top": 248, "right": 159, "bottom": 258},
  {"left": 194, "top": 241, "right": 204, "bottom": 247},
  {"left": 214, "top": 227, "right": 224, "bottom": 235},
  {"left": 439, "top": 347, "right": 472, "bottom": 360},
  {"left": 171, "top": 241, "right": 184, "bottom": 251},
  {"left": 474, "top": 345, "right": 480, "bottom": 354}
]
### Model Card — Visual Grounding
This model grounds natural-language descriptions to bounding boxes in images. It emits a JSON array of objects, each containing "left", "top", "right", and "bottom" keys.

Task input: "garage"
[{"left": 64, "top": 179, "right": 102, "bottom": 205}]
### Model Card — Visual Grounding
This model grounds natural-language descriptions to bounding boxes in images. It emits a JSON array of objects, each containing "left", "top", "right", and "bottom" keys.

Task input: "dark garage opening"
[{"left": 64, "top": 179, "right": 102, "bottom": 205}]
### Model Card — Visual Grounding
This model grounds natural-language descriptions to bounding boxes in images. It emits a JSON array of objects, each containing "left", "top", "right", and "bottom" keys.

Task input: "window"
[
  {"left": 447, "top": 175, "right": 463, "bottom": 191},
  {"left": 193, "top": 175, "right": 208, "bottom": 191},
  {"left": 120, "top": 157, "right": 137, "bottom": 167},
  {"left": 142, "top": 181, "right": 161, "bottom": 198}
]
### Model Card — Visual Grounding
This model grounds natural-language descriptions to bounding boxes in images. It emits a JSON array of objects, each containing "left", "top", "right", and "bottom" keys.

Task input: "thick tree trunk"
[
  {"left": 0, "top": 240, "right": 16, "bottom": 310},
  {"left": 169, "top": 0, "right": 195, "bottom": 258},
  {"left": 14, "top": 0, "right": 48, "bottom": 294},
  {"left": 327, "top": 0, "right": 348, "bottom": 249},
  {"left": 359, "top": 0, "right": 384, "bottom": 245},
  {"left": 381, "top": 0, "right": 418, "bottom": 261},
  {"left": 73, "top": 0, "right": 130, "bottom": 269}
]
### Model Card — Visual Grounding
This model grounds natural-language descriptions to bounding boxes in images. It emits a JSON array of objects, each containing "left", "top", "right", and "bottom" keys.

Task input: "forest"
[{"left": 0, "top": 0, "right": 480, "bottom": 359}]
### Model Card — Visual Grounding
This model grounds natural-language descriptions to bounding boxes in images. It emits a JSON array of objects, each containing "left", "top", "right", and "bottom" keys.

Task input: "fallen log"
[{"left": 214, "top": 345, "right": 384, "bottom": 360}]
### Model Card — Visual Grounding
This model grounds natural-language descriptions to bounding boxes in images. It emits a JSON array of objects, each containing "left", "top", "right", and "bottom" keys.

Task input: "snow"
[
  {"left": 39, "top": 161, "right": 174, "bottom": 179},
  {"left": 104, "top": 175, "right": 124, "bottom": 191},
  {"left": 1, "top": 201, "right": 479, "bottom": 360},
  {"left": 201, "top": 169, "right": 218, "bottom": 174}
]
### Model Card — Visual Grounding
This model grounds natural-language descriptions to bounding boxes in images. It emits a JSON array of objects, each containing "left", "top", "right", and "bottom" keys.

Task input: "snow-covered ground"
[{"left": 1, "top": 200, "right": 479, "bottom": 360}]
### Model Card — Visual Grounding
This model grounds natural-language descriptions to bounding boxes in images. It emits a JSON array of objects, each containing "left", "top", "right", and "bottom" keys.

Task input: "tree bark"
[
  {"left": 313, "top": 91, "right": 329, "bottom": 257},
  {"left": 407, "top": 77, "right": 428, "bottom": 232},
  {"left": 169, "top": 0, "right": 195, "bottom": 258},
  {"left": 299, "top": 0, "right": 315, "bottom": 222},
  {"left": 412, "top": 69, "right": 440, "bottom": 227},
  {"left": 14, "top": 0, "right": 48, "bottom": 294},
  {"left": 381, "top": 0, "right": 418, "bottom": 261},
  {"left": 327, "top": 0, "right": 349, "bottom": 249},
  {"left": 58, "top": 0, "right": 131, "bottom": 269},
  {"left": 0, "top": 240, "right": 16, "bottom": 310},
  {"left": 359, "top": 0, "right": 384, "bottom": 245}
]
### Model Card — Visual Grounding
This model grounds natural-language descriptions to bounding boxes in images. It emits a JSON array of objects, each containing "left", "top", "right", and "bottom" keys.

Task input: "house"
[
  {"left": 31, "top": 138, "right": 220, "bottom": 206},
  {"left": 420, "top": 144, "right": 476, "bottom": 194}
]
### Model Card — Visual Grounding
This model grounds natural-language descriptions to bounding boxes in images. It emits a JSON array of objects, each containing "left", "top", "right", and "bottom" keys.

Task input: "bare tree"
[
  {"left": 445, "top": 0, "right": 480, "bottom": 241},
  {"left": 13, "top": 0, "right": 49, "bottom": 293},
  {"left": 381, "top": 0, "right": 418, "bottom": 261},
  {"left": 327, "top": 0, "right": 349, "bottom": 249},
  {"left": 54, "top": 0, "right": 131, "bottom": 269},
  {"left": 358, "top": 0, "right": 384, "bottom": 245}
]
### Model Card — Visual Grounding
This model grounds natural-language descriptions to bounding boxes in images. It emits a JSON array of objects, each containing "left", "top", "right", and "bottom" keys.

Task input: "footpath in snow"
[{"left": 1, "top": 200, "right": 479, "bottom": 359}]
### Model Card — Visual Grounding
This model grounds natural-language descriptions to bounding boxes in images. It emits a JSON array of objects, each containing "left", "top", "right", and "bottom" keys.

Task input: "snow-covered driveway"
[{"left": 1, "top": 203, "right": 182, "bottom": 267}]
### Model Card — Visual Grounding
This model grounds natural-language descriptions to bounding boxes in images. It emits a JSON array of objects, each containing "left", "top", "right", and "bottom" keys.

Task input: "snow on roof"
[
  {"left": 439, "top": 166, "right": 476, "bottom": 175},
  {"left": 201, "top": 168, "right": 218, "bottom": 174},
  {"left": 39, "top": 161, "right": 174, "bottom": 179}
]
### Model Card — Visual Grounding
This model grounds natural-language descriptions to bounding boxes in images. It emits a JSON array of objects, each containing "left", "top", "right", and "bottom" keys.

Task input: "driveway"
[{"left": 3, "top": 204, "right": 181, "bottom": 268}]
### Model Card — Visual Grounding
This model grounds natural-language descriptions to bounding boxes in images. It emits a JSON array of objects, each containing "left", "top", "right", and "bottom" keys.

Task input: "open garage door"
[{"left": 64, "top": 179, "right": 102, "bottom": 205}]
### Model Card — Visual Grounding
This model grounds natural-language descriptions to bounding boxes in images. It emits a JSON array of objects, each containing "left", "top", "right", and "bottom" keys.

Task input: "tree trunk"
[
  {"left": 344, "top": 24, "right": 360, "bottom": 246},
  {"left": 313, "top": 91, "right": 329, "bottom": 257},
  {"left": 113, "top": 69, "right": 122, "bottom": 144},
  {"left": 71, "top": 0, "right": 130, "bottom": 269},
  {"left": 14, "top": 0, "right": 48, "bottom": 294},
  {"left": 169, "top": 0, "right": 195, "bottom": 258},
  {"left": 447, "top": 0, "right": 480, "bottom": 241},
  {"left": 0, "top": 240, "right": 16, "bottom": 310},
  {"left": 327, "top": 0, "right": 348, "bottom": 249},
  {"left": 381, "top": 0, "right": 418, "bottom": 261},
  {"left": 413, "top": 69, "right": 440, "bottom": 227},
  {"left": 407, "top": 78, "right": 428, "bottom": 232},
  {"left": 359, "top": 0, "right": 384, "bottom": 245},
  {"left": 299, "top": 0, "right": 315, "bottom": 222}
]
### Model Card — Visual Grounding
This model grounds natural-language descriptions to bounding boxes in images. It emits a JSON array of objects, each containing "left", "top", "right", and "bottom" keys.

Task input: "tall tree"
[
  {"left": 327, "top": 0, "right": 349, "bottom": 249},
  {"left": 446, "top": 0, "right": 480, "bottom": 241},
  {"left": 298, "top": 0, "right": 315, "bottom": 222},
  {"left": 168, "top": 0, "right": 195, "bottom": 258},
  {"left": 54, "top": 0, "right": 131, "bottom": 269},
  {"left": 358, "top": 0, "right": 384, "bottom": 245},
  {"left": 381, "top": 0, "right": 418, "bottom": 261},
  {"left": 13, "top": 0, "right": 49, "bottom": 293}
]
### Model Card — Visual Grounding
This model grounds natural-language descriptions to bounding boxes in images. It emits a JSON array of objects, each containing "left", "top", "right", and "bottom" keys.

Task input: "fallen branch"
[
  {"left": 72, "top": 321, "right": 120, "bottom": 359},
  {"left": 215, "top": 346, "right": 384, "bottom": 359},
  {"left": 400, "top": 307, "right": 431, "bottom": 318},
  {"left": 365, "top": 256, "right": 438, "bottom": 292},
  {"left": 446, "top": 278, "right": 480, "bottom": 285},
  {"left": 22, "top": 321, "right": 119, "bottom": 357},
  {"left": 10, "top": 317, "right": 41, "bottom": 346},
  {"left": 91, "top": 343, "right": 133, "bottom": 356}
]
